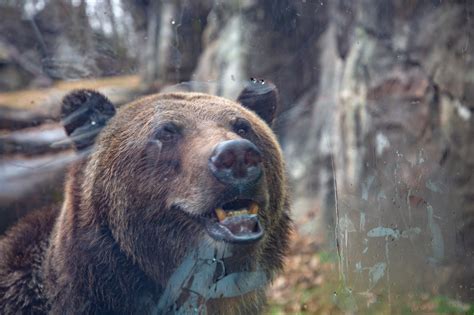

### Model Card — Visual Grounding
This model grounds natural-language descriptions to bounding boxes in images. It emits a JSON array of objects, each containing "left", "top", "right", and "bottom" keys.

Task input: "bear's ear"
[
  {"left": 237, "top": 79, "right": 279, "bottom": 127},
  {"left": 61, "top": 89, "right": 116, "bottom": 150}
]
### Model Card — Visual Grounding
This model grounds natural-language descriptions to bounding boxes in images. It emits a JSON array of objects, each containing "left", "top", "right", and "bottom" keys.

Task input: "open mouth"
[{"left": 204, "top": 199, "right": 264, "bottom": 244}]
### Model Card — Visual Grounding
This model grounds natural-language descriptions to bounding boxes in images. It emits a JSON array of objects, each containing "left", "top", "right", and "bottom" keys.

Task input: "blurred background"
[{"left": 1, "top": 0, "right": 474, "bottom": 313}]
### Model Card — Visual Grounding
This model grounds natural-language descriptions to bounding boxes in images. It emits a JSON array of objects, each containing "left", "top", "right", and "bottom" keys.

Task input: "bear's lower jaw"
[{"left": 204, "top": 214, "right": 264, "bottom": 244}]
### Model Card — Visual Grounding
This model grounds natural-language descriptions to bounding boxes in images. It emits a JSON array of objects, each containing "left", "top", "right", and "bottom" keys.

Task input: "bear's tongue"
[{"left": 217, "top": 214, "right": 259, "bottom": 236}]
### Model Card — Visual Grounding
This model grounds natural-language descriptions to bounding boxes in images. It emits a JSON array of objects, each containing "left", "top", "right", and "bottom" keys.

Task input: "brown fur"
[{"left": 0, "top": 89, "right": 291, "bottom": 314}]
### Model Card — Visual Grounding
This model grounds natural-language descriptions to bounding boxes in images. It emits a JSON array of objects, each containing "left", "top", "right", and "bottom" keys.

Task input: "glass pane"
[{"left": 1, "top": 1, "right": 473, "bottom": 314}]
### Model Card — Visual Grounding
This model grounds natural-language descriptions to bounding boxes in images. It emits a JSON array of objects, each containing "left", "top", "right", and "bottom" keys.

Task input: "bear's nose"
[{"left": 209, "top": 139, "right": 262, "bottom": 186}]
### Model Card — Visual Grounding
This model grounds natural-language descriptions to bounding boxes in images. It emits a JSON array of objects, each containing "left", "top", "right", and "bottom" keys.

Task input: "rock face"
[
  {"left": 322, "top": 1, "right": 474, "bottom": 302},
  {"left": 192, "top": 0, "right": 474, "bottom": 305}
]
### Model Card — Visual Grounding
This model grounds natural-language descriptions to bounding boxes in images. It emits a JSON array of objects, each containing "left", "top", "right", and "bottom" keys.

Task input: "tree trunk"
[{"left": 140, "top": 0, "right": 212, "bottom": 89}]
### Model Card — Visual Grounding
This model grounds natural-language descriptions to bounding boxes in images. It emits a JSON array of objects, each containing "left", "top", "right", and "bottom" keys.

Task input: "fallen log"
[
  {"left": 0, "top": 106, "right": 52, "bottom": 130},
  {"left": 0, "top": 123, "right": 70, "bottom": 155},
  {"left": 0, "top": 150, "right": 76, "bottom": 234}
]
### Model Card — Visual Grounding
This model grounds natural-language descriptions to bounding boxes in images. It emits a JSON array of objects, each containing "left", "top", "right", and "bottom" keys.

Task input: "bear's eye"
[
  {"left": 233, "top": 118, "right": 251, "bottom": 137},
  {"left": 155, "top": 122, "right": 180, "bottom": 142}
]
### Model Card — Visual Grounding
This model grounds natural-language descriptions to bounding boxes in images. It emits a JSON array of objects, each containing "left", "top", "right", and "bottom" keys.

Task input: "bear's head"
[{"left": 60, "top": 81, "right": 290, "bottom": 292}]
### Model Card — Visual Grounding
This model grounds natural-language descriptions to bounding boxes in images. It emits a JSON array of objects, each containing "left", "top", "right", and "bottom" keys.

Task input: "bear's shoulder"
[{"left": 0, "top": 206, "right": 59, "bottom": 313}]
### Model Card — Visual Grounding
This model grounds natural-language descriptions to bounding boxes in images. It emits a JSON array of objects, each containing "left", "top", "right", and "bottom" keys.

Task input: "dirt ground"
[{"left": 266, "top": 228, "right": 473, "bottom": 315}]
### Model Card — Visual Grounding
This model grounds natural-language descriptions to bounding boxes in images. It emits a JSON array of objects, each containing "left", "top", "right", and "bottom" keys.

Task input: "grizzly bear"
[{"left": 0, "top": 81, "right": 291, "bottom": 314}]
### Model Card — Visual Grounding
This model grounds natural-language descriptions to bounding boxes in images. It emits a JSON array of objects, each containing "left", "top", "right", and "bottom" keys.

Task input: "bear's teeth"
[
  {"left": 215, "top": 203, "right": 260, "bottom": 221},
  {"left": 249, "top": 202, "right": 259, "bottom": 214},
  {"left": 215, "top": 208, "right": 227, "bottom": 221}
]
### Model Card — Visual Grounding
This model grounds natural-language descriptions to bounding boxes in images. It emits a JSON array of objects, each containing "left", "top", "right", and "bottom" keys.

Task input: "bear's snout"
[{"left": 209, "top": 139, "right": 262, "bottom": 187}]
